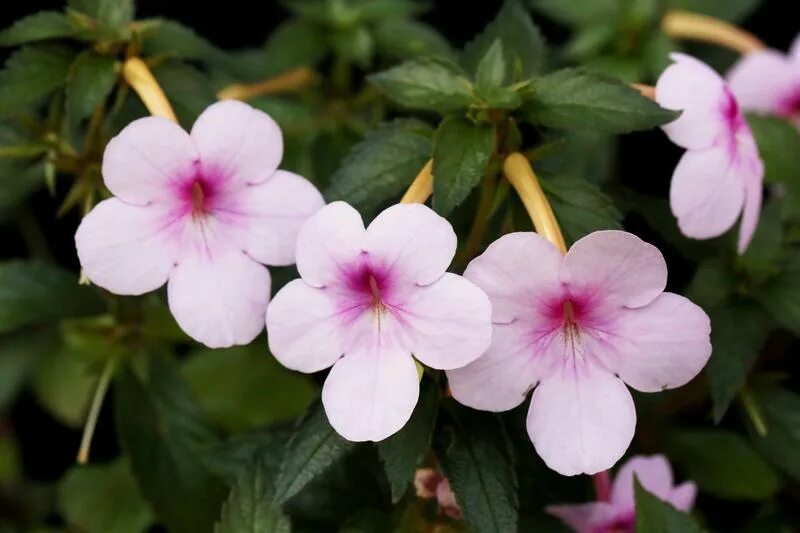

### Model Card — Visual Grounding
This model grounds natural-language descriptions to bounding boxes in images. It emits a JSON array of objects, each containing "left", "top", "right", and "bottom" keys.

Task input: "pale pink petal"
[
  {"left": 394, "top": 273, "right": 492, "bottom": 370},
  {"left": 295, "top": 201, "right": 366, "bottom": 287},
  {"left": 737, "top": 142, "right": 765, "bottom": 254},
  {"left": 790, "top": 34, "right": 800, "bottom": 64},
  {"left": 321, "top": 337, "right": 419, "bottom": 442},
  {"left": 463, "top": 232, "right": 563, "bottom": 323},
  {"left": 167, "top": 253, "right": 270, "bottom": 348},
  {"left": 190, "top": 100, "right": 283, "bottom": 189},
  {"left": 527, "top": 360, "right": 636, "bottom": 476},
  {"left": 727, "top": 50, "right": 799, "bottom": 115},
  {"left": 589, "top": 293, "right": 711, "bottom": 393},
  {"left": 656, "top": 53, "right": 728, "bottom": 150},
  {"left": 546, "top": 502, "right": 620, "bottom": 533},
  {"left": 669, "top": 145, "right": 745, "bottom": 240},
  {"left": 611, "top": 455, "right": 675, "bottom": 510},
  {"left": 364, "top": 203, "right": 456, "bottom": 286},
  {"left": 75, "top": 198, "right": 176, "bottom": 295},
  {"left": 436, "top": 479, "right": 462, "bottom": 519},
  {"left": 102, "top": 117, "right": 198, "bottom": 205},
  {"left": 668, "top": 482, "right": 698, "bottom": 512},
  {"left": 234, "top": 170, "right": 324, "bottom": 266},
  {"left": 266, "top": 279, "right": 349, "bottom": 373},
  {"left": 562, "top": 231, "right": 667, "bottom": 310}
]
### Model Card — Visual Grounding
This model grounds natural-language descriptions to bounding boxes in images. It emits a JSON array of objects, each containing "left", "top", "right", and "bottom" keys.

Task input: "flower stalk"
[
  {"left": 631, "top": 83, "right": 656, "bottom": 100},
  {"left": 662, "top": 10, "right": 765, "bottom": 54},
  {"left": 77, "top": 357, "right": 117, "bottom": 464},
  {"left": 401, "top": 160, "right": 434, "bottom": 204},
  {"left": 122, "top": 57, "right": 178, "bottom": 122},
  {"left": 217, "top": 66, "right": 318, "bottom": 101}
]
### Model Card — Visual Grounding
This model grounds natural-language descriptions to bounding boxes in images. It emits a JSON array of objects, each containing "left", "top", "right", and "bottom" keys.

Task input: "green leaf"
[
  {"left": 0, "top": 45, "right": 76, "bottom": 119},
  {"left": 0, "top": 328, "right": 55, "bottom": 413},
  {"left": 634, "top": 478, "right": 705, "bottom": 532},
  {"left": 151, "top": 61, "right": 216, "bottom": 126},
  {"left": 529, "top": 0, "right": 620, "bottom": 26},
  {"left": 0, "top": 11, "right": 75, "bottom": 46},
  {"left": 538, "top": 174, "right": 622, "bottom": 244},
  {"left": 755, "top": 251, "right": 800, "bottom": 336},
  {"left": 374, "top": 19, "right": 455, "bottom": 61},
  {"left": 432, "top": 117, "right": 495, "bottom": 215},
  {"left": 378, "top": 380, "right": 438, "bottom": 502},
  {"left": 182, "top": 344, "right": 317, "bottom": 433},
  {"left": 58, "top": 459, "right": 153, "bottom": 533},
  {"left": 669, "top": 0, "right": 763, "bottom": 22},
  {"left": 115, "top": 353, "right": 227, "bottom": 533},
  {"left": 705, "top": 300, "right": 770, "bottom": 422},
  {"left": 71, "top": 0, "right": 134, "bottom": 29},
  {"left": 141, "top": 19, "right": 228, "bottom": 66},
  {"left": 326, "top": 119, "right": 433, "bottom": 216},
  {"left": 0, "top": 260, "right": 104, "bottom": 334},
  {"left": 331, "top": 26, "right": 374, "bottom": 67},
  {"left": 749, "top": 385, "right": 800, "bottom": 482},
  {"left": 747, "top": 114, "right": 800, "bottom": 186},
  {"left": 272, "top": 404, "right": 354, "bottom": 505},
  {"left": 685, "top": 259, "right": 736, "bottom": 308},
  {"left": 0, "top": 158, "right": 46, "bottom": 218},
  {"left": 462, "top": 0, "right": 545, "bottom": 81},
  {"left": 523, "top": 69, "right": 677, "bottom": 132},
  {"left": 369, "top": 57, "right": 474, "bottom": 112},
  {"left": 215, "top": 457, "right": 291, "bottom": 533},
  {"left": 435, "top": 408, "right": 517, "bottom": 533},
  {"left": 261, "top": 19, "right": 327, "bottom": 76},
  {"left": 475, "top": 40, "right": 507, "bottom": 95},
  {"left": 65, "top": 51, "right": 118, "bottom": 133},
  {"left": 665, "top": 428, "right": 780, "bottom": 500},
  {"left": 31, "top": 339, "right": 97, "bottom": 427},
  {"left": 737, "top": 200, "right": 782, "bottom": 281}
]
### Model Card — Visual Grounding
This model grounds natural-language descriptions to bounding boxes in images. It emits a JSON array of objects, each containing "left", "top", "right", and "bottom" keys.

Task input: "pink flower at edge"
[
  {"left": 265, "top": 201, "right": 493, "bottom": 442},
  {"left": 547, "top": 455, "right": 698, "bottom": 533},
  {"left": 656, "top": 53, "right": 764, "bottom": 254},
  {"left": 447, "top": 230, "right": 711, "bottom": 476},
  {"left": 75, "top": 101, "right": 325, "bottom": 348},
  {"left": 414, "top": 468, "right": 463, "bottom": 520},
  {"left": 728, "top": 34, "right": 800, "bottom": 124}
]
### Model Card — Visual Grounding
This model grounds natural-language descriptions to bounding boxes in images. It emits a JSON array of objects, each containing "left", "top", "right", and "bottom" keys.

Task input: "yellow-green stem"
[
  {"left": 77, "top": 358, "right": 117, "bottom": 464},
  {"left": 662, "top": 10, "right": 765, "bottom": 54}
]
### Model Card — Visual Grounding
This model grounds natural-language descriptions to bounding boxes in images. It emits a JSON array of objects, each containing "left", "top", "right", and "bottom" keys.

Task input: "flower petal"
[
  {"left": 321, "top": 338, "right": 419, "bottom": 442},
  {"left": 75, "top": 198, "right": 175, "bottom": 295},
  {"left": 656, "top": 53, "right": 728, "bottom": 150},
  {"left": 562, "top": 230, "right": 667, "bottom": 310},
  {"left": 669, "top": 145, "right": 745, "bottom": 240},
  {"left": 611, "top": 455, "right": 675, "bottom": 510},
  {"left": 464, "top": 232, "right": 563, "bottom": 323},
  {"left": 727, "top": 50, "right": 799, "bottom": 115},
  {"left": 102, "top": 117, "right": 198, "bottom": 205},
  {"left": 364, "top": 203, "right": 456, "bottom": 286},
  {"left": 190, "top": 100, "right": 283, "bottom": 188},
  {"left": 546, "top": 502, "right": 620, "bottom": 533},
  {"left": 527, "top": 360, "right": 636, "bottom": 476},
  {"left": 668, "top": 482, "right": 698, "bottom": 512},
  {"left": 737, "top": 141, "right": 765, "bottom": 254},
  {"left": 295, "top": 201, "right": 366, "bottom": 287},
  {"left": 590, "top": 293, "right": 711, "bottom": 393},
  {"left": 395, "top": 273, "right": 492, "bottom": 370},
  {"left": 790, "top": 34, "right": 800, "bottom": 64},
  {"left": 167, "top": 253, "right": 270, "bottom": 348},
  {"left": 235, "top": 170, "right": 325, "bottom": 266},
  {"left": 266, "top": 279, "right": 348, "bottom": 373}
]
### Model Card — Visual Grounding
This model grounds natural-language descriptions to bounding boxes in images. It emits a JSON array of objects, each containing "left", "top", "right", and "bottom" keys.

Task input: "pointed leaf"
[
  {"left": 475, "top": 40, "right": 506, "bottom": 95},
  {"left": 65, "top": 51, "right": 118, "bottom": 133},
  {"left": 749, "top": 385, "right": 800, "bottom": 482},
  {"left": 634, "top": 478, "right": 705, "bottom": 532},
  {"left": 374, "top": 19, "right": 455, "bottom": 61},
  {"left": 0, "top": 45, "right": 76, "bottom": 118},
  {"left": 215, "top": 457, "right": 291, "bottom": 533},
  {"left": 369, "top": 57, "right": 474, "bottom": 112},
  {"left": 0, "top": 11, "right": 75, "bottom": 47}
]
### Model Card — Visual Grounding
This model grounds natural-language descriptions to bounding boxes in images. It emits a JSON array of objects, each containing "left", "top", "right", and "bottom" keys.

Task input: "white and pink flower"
[
  {"left": 266, "top": 201, "right": 492, "bottom": 442},
  {"left": 447, "top": 230, "right": 711, "bottom": 476},
  {"left": 547, "top": 455, "right": 697, "bottom": 533},
  {"left": 656, "top": 53, "right": 764, "bottom": 253},
  {"left": 75, "top": 101, "right": 324, "bottom": 348}
]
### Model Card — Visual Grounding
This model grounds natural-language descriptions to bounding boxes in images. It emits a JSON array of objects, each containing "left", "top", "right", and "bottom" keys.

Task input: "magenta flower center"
[
  {"left": 778, "top": 87, "right": 800, "bottom": 118},
  {"left": 344, "top": 257, "right": 393, "bottom": 313},
  {"left": 176, "top": 165, "right": 222, "bottom": 218}
]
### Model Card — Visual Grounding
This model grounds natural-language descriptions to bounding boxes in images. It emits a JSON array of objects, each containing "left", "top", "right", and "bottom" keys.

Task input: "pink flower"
[
  {"left": 447, "top": 230, "right": 711, "bottom": 475},
  {"left": 414, "top": 468, "right": 463, "bottom": 520},
  {"left": 656, "top": 53, "right": 764, "bottom": 253},
  {"left": 547, "top": 455, "right": 697, "bottom": 533},
  {"left": 266, "top": 201, "right": 492, "bottom": 441},
  {"left": 75, "top": 101, "right": 324, "bottom": 348},
  {"left": 728, "top": 35, "right": 800, "bottom": 124}
]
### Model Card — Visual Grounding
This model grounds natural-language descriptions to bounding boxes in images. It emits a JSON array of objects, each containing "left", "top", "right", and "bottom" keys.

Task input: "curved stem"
[
  {"left": 662, "top": 10, "right": 765, "bottom": 54},
  {"left": 77, "top": 358, "right": 118, "bottom": 464},
  {"left": 631, "top": 83, "right": 656, "bottom": 100},
  {"left": 122, "top": 57, "right": 177, "bottom": 122},
  {"left": 401, "top": 160, "right": 433, "bottom": 204},
  {"left": 217, "top": 66, "right": 317, "bottom": 101},
  {"left": 502, "top": 153, "right": 567, "bottom": 254}
]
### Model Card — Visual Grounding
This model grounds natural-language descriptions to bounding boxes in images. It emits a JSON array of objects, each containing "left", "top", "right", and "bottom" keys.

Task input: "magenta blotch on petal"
[
  {"left": 266, "top": 202, "right": 493, "bottom": 442},
  {"left": 448, "top": 230, "right": 711, "bottom": 476},
  {"left": 75, "top": 101, "right": 324, "bottom": 348}
]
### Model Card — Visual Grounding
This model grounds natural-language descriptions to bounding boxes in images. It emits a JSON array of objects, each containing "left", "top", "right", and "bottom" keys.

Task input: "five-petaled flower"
[
  {"left": 656, "top": 53, "right": 764, "bottom": 253},
  {"left": 728, "top": 34, "right": 800, "bottom": 126},
  {"left": 447, "top": 230, "right": 711, "bottom": 476},
  {"left": 266, "top": 201, "right": 492, "bottom": 442},
  {"left": 75, "top": 101, "right": 324, "bottom": 348},
  {"left": 547, "top": 454, "right": 697, "bottom": 532}
]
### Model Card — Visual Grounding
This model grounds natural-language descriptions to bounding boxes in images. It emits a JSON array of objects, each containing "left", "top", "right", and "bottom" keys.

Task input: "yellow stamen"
[
  {"left": 401, "top": 160, "right": 433, "bottom": 204},
  {"left": 122, "top": 57, "right": 177, "bottom": 122},
  {"left": 503, "top": 153, "right": 567, "bottom": 254},
  {"left": 662, "top": 10, "right": 765, "bottom": 55},
  {"left": 217, "top": 66, "right": 318, "bottom": 101}
]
